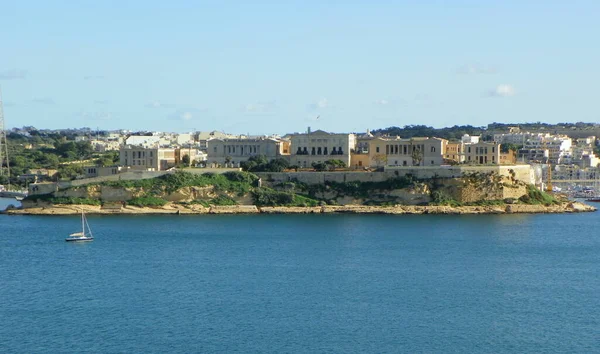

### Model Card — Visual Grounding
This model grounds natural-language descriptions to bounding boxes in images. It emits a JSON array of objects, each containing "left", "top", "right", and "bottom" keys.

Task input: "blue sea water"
[{"left": 1, "top": 206, "right": 599, "bottom": 353}]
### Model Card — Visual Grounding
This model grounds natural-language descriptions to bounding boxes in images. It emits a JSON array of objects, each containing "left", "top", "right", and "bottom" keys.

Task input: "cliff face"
[
  {"left": 6, "top": 201, "right": 595, "bottom": 215},
  {"left": 23, "top": 171, "right": 529, "bottom": 207}
]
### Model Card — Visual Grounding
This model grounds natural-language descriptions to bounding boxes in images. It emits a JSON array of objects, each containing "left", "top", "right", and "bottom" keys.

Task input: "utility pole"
[{"left": 0, "top": 87, "right": 11, "bottom": 182}]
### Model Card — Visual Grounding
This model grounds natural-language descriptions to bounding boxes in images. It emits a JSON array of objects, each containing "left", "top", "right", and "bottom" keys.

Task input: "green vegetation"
[
  {"left": 297, "top": 176, "right": 416, "bottom": 199},
  {"left": 240, "top": 155, "right": 290, "bottom": 172},
  {"left": 500, "top": 143, "right": 521, "bottom": 153},
  {"left": 23, "top": 194, "right": 101, "bottom": 206},
  {"left": 519, "top": 185, "right": 559, "bottom": 205},
  {"left": 102, "top": 170, "right": 258, "bottom": 196},
  {"left": 311, "top": 159, "right": 346, "bottom": 171},
  {"left": 429, "top": 190, "right": 462, "bottom": 207},
  {"left": 209, "top": 195, "right": 237, "bottom": 206},
  {"left": 4, "top": 129, "right": 119, "bottom": 186},
  {"left": 252, "top": 188, "right": 319, "bottom": 207}
]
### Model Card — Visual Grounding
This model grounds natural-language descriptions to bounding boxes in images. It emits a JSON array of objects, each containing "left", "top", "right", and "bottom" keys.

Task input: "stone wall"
[{"left": 255, "top": 165, "right": 533, "bottom": 186}]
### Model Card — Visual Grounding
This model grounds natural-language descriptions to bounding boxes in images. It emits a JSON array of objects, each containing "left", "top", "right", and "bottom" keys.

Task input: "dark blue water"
[{"left": 1, "top": 211, "right": 599, "bottom": 353}]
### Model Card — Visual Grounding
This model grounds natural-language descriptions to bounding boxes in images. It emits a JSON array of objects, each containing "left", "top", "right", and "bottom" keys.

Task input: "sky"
[{"left": 1, "top": 0, "right": 599, "bottom": 135}]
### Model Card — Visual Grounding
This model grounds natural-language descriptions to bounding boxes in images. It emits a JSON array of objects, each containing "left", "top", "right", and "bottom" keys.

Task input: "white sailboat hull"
[
  {"left": 65, "top": 236, "right": 94, "bottom": 242},
  {"left": 66, "top": 210, "right": 94, "bottom": 242}
]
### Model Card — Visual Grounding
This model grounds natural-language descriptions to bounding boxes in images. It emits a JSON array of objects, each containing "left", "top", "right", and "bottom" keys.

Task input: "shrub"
[
  {"left": 209, "top": 195, "right": 237, "bottom": 206},
  {"left": 519, "top": 185, "right": 558, "bottom": 205}
]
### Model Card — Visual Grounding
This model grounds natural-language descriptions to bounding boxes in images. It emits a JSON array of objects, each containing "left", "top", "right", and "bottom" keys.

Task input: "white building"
[
  {"left": 289, "top": 129, "right": 356, "bottom": 168},
  {"left": 207, "top": 137, "right": 290, "bottom": 166}
]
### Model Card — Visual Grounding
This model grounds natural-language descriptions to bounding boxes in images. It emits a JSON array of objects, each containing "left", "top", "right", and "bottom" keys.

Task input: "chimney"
[{"left": 307, "top": 126, "right": 311, "bottom": 135}]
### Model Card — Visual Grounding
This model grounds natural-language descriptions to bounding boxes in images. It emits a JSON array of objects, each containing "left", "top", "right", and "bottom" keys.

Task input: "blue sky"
[{"left": 1, "top": 0, "right": 598, "bottom": 134}]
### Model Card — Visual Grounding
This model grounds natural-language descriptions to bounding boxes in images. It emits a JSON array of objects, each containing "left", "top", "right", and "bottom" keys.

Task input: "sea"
[{"left": 1, "top": 197, "right": 599, "bottom": 353}]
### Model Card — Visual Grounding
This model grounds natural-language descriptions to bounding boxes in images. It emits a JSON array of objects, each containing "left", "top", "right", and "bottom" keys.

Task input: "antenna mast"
[{"left": 0, "top": 87, "right": 10, "bottom": 180}]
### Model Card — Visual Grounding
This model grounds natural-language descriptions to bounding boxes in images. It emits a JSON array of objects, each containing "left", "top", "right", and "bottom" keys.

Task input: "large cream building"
[
  {"left": 289, "top": 129, "right": 356, "bottom": 168},
  {"left": 207, "top": 137, "right": 290, "bottom": 166},
  {"left": 463, "top": 141, "right": 501, "bottom": 165},
  {"left": 364, "top": 137, "right": 448, "bottom": 167},
  {"left": 119, "top": 146, "right": 177, "bottom": 171}
]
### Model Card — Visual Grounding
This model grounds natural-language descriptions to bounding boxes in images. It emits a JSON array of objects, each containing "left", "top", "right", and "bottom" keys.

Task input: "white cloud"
[
  {"left": 308, "top": 98, "right": 330, "bottom": 111},
  {"left": 181, "top": 112, "right": 193, "bottom": 120},
  {"left": 374, "top": 99, "right": 389, "bottom": 105},
  {"left": 167, "top": 108, "right": 206, "bottom": 121},
  {"left": 488, "top": 84, "right": 516, "bottom": 97},
  {"left": 458, "top": 64, "right": 497, "bottom": 75},
  {"left": 0, "top": 69, "right": 27, "bottom": 80}
]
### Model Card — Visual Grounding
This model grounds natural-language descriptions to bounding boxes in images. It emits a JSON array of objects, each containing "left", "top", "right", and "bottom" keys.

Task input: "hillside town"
[{"left": 4, "top": 123, "right": 600, "bottom": 197}]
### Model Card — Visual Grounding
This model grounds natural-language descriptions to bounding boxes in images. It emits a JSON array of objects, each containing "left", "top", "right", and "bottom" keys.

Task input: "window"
[
  {"left": 324, "top": 147, "right": 328, "bottom": 155},
  {"left": 492, "top": 147, "right": 495, "bottom": 153},
  {"left": 468, "top": 147, "right": 471, "bottom": 153},
  {"left": 431, "top": 160, "right": 434, "bottom": 165},
  {"left": 431, "top": 146, "right": 435, "bottom": 152},
  {"left": 376, "top": 147, "right": 380, "bottom": 153},
  {"left": 317, "top": 147, "right": 322, "bottom": 155},
  {"left": 311, "top": 147, "right": 316, "bottom": 155}
]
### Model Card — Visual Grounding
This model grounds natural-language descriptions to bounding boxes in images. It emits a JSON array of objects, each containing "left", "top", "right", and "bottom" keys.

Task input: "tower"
[{"left": 0, "top": 87, "right": 10, "bottom": 179}]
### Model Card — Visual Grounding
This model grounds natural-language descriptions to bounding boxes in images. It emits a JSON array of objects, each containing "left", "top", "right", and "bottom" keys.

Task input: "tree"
[
  {"left": 311, "top": 162, "right": 327, "bottom": 171},
  {"left": 371, "top": 154, "right": 388, "bottom": 167},
  {"left": 411, "top": 147, "right": 423, "bottom": 166},
  {"left": 57, "top": 164, "right": 84, "bottom": 180},
  {"left": 181, "top": 154, "right": 190, "bottom": 166}
]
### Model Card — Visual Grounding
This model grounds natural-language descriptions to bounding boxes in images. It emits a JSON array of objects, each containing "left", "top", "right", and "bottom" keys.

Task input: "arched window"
[{"left": 431, "top": 146, "right": 436, "bottom": 152}]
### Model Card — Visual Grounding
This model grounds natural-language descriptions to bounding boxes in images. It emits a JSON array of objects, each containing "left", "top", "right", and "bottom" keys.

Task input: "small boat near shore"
[{"left": 66, "top": 210, "right": 94, "bottom": 242}]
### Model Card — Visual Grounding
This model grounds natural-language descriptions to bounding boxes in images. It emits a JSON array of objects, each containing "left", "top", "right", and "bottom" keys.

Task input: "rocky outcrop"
[{"left": 5, "top": 202, "right": 595, "bottom": 215}]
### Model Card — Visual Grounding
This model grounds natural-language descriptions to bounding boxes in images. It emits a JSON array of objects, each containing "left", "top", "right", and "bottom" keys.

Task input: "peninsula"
[{"left": 5, "top": 170, "right": 596, "bottom": 215}]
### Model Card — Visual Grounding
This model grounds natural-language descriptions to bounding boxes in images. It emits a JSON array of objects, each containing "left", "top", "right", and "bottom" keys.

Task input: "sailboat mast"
[{"left": 81, "top": 209, "right": 85, "bottom": 236}]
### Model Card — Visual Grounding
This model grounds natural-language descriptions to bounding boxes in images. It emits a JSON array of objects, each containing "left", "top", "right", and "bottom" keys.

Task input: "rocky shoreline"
[{"left": 2, "top": 201, "right": 596, "bottom": 216}]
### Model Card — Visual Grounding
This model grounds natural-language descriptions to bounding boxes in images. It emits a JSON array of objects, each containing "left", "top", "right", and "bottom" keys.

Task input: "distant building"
[
  {"left": 119, "top": 146, "right": 177, "bottom": 171},
  {"left": 124, "top": 136, "right": 161, "bottom": 148},
  {"left": 366, "top": 137, "right": 447, "bottom": 167},
  {"left": 444, "top": 142, "right": 464, "bottom": 164},
  {"left": 195, "top": 131, "right": 234, "bottom": 151},
  {"left": 289, "top": 129, "right": 356, "bottom": 168},
  {"left": 464, "top": 142, "right": 501, "bottom": 164},
  {"left": 85, "top": 166, "right": 122, "bottom": 178},
  {"left": 207, "top": 137, "right": 290, "bottom": 166}
]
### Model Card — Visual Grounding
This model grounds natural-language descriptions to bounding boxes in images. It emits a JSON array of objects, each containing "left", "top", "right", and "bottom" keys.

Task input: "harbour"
[{"left": 1, "top": 211, "right": 598, "bottom": 353}]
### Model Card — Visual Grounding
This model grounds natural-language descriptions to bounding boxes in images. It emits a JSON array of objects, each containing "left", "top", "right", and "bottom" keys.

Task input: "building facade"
[
  {"left": 207, "top": 137, "right": 289, "bottom": 166},
  {"left": 464, "top": 142, "right": 501, "bottom": 164},
  {"left": 367, "top": 137, "right": 447, "bottom": 167},
  {"left": 289, "top": 130, "right": 356, "bottom": 168},
  {"left": 119, "top": 146, "right": 177, "bottom": 171}
]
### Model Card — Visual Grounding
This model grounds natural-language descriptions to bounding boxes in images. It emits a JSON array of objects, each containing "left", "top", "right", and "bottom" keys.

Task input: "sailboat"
[{"left": 66, "top": 209, "right": 94, "bottom": 242}]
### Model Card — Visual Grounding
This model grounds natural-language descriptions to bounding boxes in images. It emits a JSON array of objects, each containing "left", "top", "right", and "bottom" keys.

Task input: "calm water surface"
[{"left": 1, "top": 206, "right": 599, "bottom": 353}]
